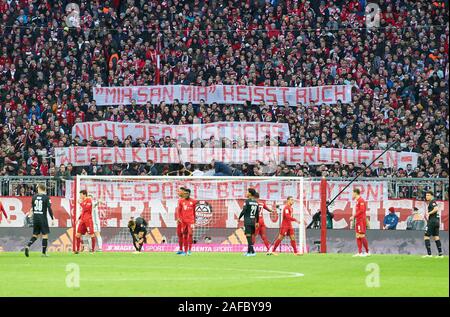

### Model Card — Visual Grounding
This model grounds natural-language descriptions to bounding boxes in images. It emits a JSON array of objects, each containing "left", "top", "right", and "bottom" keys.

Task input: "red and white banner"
[
  {"left": 55, "top": 146, "right": 419, "bottom": 169},
  {"left": 64, "top": 179, "right": 388, "bottom": 202},
  {"left": 92, "top": 84, "right": 353, "bottom": 106},
  {"left": 71, "top": 121, "right": 290, "bottom": 142},
  {"left": 0, "top": 197, "right": 448, "bottom": 230}
]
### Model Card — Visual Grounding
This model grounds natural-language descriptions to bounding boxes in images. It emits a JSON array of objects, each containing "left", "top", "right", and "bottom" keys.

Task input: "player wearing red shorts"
[
  {"left": 253, "top": 192, "right": 274, "bottom": 251},
  {"left": 175, "top": 187, "right": 186, "bottom": 254},
  {"left": 175, "top": 187, "right": 197, "bottom": 256},
  {"left": 267, "top": 196, "right": 301, "bottom": 256},
  {"left": 350, "top": 188, "right": 370, "bottom": 257},
  {"left": 74, "top": 190, "right": 96, "bottom": 254}
]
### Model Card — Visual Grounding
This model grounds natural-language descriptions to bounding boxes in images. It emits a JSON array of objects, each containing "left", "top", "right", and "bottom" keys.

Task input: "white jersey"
[{"left": 92, "top": 201, "right": 101, "bottom": 232}]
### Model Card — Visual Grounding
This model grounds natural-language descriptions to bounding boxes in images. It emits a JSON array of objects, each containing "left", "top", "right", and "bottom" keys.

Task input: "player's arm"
[
  {"left": 263, "top": 202, "right": 274, "bottom": 213},
  {"left": 238, "top": 201, "right": 248, "bottom": 220},
  {"left": 428, "top": 201, "right": 439, "bottom": 216},
  {"left": 175, "top": 201, "right": 182, "bottom": 223},
  {"left": 191, "top": 199, "right": 197, "bottom": 227},
  {"left": 47, "top": 197, "right": 54, "bottom": 220},
  {"left": 84, "top": 198, "right": 93, "bottom": 211},
  {"left": 283, "top": 207, "right": 298, "bottom": 222},
  {"left": 354, "top": 201, "right": 366, "bottom": 218}
]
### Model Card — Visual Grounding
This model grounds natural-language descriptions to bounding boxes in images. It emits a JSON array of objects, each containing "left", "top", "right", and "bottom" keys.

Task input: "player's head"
[
  {"left": 127, "top": 217, "right": 136, "bottom": 231},
  {"left": 425, "top": 191, "right": 434, "bottom": 201},
  {"left": 177, "top": 187, "right": 186, "bottom": 198},
  {"left": 79, "top": 189, "right": 88, "bottom": 199},
  {"left": 254, "top": 192, "right": 260, "bottom": 199},
  {"left": 352, "top": 188, "right": 361, "bottom": 200},
  {"left": 37, "top": 184, "right": 46, "bottom": 194},
  {"left": 247, "top": 188, "right": 257, "bottom": 199},
  {"left": 183, "top": 188, "right": 191, "bottom": 198},
  {"left": 178, "top": 187, "right": 190, "bottom": 198},
  {"left": 286, "top": 196, "right": 294, "bottom": 206}
]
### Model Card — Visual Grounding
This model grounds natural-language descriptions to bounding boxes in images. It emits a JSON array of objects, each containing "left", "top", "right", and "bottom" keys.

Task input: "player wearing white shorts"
[{"left": 83, "top": 195, "right": 103, "bottom": 251}]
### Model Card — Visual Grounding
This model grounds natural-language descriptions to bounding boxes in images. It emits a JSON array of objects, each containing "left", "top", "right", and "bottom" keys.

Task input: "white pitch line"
[{"left": 4, "top": 264, "right": 304, "bottom": 280}]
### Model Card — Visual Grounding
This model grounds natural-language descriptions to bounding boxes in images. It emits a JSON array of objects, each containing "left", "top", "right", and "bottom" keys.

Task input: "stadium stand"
[{"left": 0, "top": 0, "right": 448, "bottom": 186}]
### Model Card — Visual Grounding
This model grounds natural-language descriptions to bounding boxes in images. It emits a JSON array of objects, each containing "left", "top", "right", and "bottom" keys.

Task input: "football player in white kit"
[
  {"left": 81, "top": 195, "right": 103, "bottom": 252},
  {"left": 90, "top": 195, "right": 103, "bottom": 251}
]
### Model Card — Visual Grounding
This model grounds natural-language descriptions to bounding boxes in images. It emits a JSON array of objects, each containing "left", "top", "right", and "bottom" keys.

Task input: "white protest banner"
[
  {"left": 71, "top": 121, "right": 290, "bottom": 142},
  {"left": 65, "top": 179, "right": 388, "bottom": 202},
  {"left": 55, "top": 146, "right": 418, "bottom": 169},
  {"left": 93, "top": 84, "right": 352, "bottom": 106}
]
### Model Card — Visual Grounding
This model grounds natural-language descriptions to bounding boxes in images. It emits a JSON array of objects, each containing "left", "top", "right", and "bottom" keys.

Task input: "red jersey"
[
  {"left": 257, "top": 201, "right": 271, "bottom": 226},
  {"left": 0, "top": 201, "right": 7, "bottom": 218},
  {"left": 80, "top": 197, "right": 93, "bottom": 220},
  {"left": 281, "top": 205, "right": 297, "bottom": 228},
  {"left": 176, "top": 198, "right": 197, "bottom": 224},
  {"left": 354, "top": 197, "right": 367, "bottom": 222}
]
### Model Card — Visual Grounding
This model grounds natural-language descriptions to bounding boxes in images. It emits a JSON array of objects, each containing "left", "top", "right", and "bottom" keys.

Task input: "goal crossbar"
[{"left": 72, "top": 175, "right": 325, "bottom": 254}]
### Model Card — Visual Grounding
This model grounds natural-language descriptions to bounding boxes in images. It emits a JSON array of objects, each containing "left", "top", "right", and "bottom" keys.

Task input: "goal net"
[{"left": 68, "top": 176, "right": 321, "bottom": 254}]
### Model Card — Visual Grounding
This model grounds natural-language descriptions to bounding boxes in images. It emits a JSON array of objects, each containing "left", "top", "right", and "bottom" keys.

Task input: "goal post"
[{"left": 69, "top": 175, "right": 326, "bottom": 254}]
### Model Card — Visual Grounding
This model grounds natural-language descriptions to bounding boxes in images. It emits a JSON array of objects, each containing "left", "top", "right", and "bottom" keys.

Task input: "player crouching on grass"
[
  {"left": 73, "top": 190, "right": 96, "bottom": 254},
  {"left": 175, "top": 187, "right": 197, "bottom": 256},
  {"left": 349, "top": 188, "right": 370, "bottom": 257},
  {"left": 238, "top": 188, "right": 260, "bottom": 257},
  {"left": 128, "top": 216, "right": 148, "bottom": 254},
  {"left": 267, "top": 196, "right": 301, "bottom": 256}
]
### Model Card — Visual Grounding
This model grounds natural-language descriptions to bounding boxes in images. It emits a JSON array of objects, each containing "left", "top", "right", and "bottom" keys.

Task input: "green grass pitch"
[{"left": 0, "top": 252, "right": 448, "bottom": 297}]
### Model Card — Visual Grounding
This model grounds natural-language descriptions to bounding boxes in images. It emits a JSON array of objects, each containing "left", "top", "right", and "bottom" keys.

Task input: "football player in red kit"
[
  {"left": 267, "top": 196, "right": 301, "bottom": 256},
  {"left": 350, "top": 188, "right": 370, "bottom": 256},
  {"left": 74, "top": 190, "right": 96, "bottom": 254},
  {"left": 175, "top": 187, "right": 186, "bottom": 254},
  {"left": 253, "top": 192, "right": 275, "bottom": 251},
  {"left": 175, "top": 187, "right": 197, "bottom": 256}
]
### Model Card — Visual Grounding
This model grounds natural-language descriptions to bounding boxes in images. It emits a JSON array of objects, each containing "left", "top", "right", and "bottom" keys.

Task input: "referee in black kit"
[{"left": 423, "top": 191, "right": 444, "bottom": 258}]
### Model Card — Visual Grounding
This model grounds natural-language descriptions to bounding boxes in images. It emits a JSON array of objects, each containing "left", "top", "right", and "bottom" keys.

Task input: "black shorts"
[
  {"left": 133, "top": 228, "right": 147, "bottom": 240},
  {"left": 424, "top": 219, "right": 440, "bottom": 237},
  {"left": 33, "top": 218, "right": 50, "bottom": 235},
  {"left": 244, "top": 224, "right": 255, "bottom": 235}
]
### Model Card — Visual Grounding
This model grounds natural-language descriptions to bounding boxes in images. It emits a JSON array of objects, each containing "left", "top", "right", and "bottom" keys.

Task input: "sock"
[
  {"left": 272, "top": 238, "right": 282, "bottom": 252},
  {"left": 138, "top": 243, "right": 143, "bottom": 252},
  {"left": 96, "top": 235, "right": 103, "bottom": 250},
  {"left": 75, "top": 237, "right": 81, "bottom": 252},
  {"left": 290, "top": 239, "right": 298, "bottom": 254},
  {"left": 91, "top": 237, "right": 96, "bottom": 251},
  {"left": 261, "top": 235, "right": 270, "bottom": 251},
  {"left": 246, "top": 235, "right": 254, "bottom": 254},
  {"left": 187, "top": 234, "right": 193, "bottom": 252},
  {"left": 27, "top": 236, "right": 37, "bottom": 247},
  {"left": 183, "top": 235, "right": 188, "bottom": 253},
  {"left": 42, "top": 238, "right": 48, "bottom": 254},
  {"left": 178, "top": 234, "right": 183, "bottom": 251},
  {"left": 361, "top": 237, "right": 369, "bottom": 253},
  {"left": 356, "top": 238, "right": 362, "bottom": 253},
  {"left": 85, "top": 236, "right": 92, "bottom": 251},
  {"left": 425, "top": 239, "right": 432, "bottom": 255},
  {"left": 435, "top": 240, "right": 442, "bottom": 255}
]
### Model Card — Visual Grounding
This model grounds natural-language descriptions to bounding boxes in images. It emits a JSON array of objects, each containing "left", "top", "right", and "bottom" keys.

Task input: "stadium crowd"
[{"left": 0, "top": 0, "right": 448, "bottom": 192}]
